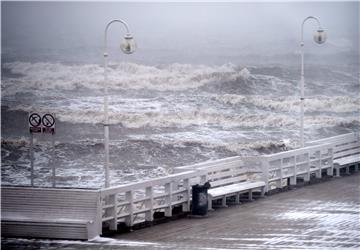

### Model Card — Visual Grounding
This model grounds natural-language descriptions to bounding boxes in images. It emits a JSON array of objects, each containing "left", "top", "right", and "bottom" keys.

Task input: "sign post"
[
  {"left": 28, "top": 112, "right": 56, "bottom": 187},
  {"left": 42, "top": 113, "right": 56, "bottom": 187},
  {"left": 28, "top": 113, "right": 42, "bottom": 186},
  {"left": 30, "top": 133, "right": 34, "bottom": 186}
]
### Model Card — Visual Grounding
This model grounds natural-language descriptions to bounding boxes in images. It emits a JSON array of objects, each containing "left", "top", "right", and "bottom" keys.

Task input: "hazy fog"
[{"left": 2, "top": 2, "right": 359, "bottom": 65}]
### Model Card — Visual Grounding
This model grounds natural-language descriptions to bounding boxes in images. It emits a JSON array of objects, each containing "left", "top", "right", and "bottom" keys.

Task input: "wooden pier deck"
[
  {"left": 115, "top": 173, "right": 360, "bottom": 249},
  {"left": 3, "top": 173, "right": 359, "bottom": 249}
]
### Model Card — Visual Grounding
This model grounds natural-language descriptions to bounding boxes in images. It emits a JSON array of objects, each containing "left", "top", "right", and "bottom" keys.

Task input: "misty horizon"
[{"left": 1, "top": 2, "right": 359, "bottom": 65}]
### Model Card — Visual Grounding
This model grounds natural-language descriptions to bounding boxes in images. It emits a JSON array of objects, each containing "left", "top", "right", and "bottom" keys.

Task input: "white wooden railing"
[
  {"left": 97, "top": 133, "right": 356, "bottom": 234},
  {"left": 3, "top": 133, "right": 358, "bottom": 240},
  {"left": 100, "top": 170, "right": 204, "bottom": 230},
  {"left": 259, "top": 143, "right": 333, "bottom": 192}
]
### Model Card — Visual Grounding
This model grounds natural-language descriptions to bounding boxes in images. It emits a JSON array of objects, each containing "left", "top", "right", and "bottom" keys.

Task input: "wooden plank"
[
  {"left": 334, "top": 155, "right": 360, "bottom": 166},
  {"left": 1, "top": 187, "right": 101, "bottom": 240},
  {"left": 198, "top": 160, "right": 244, "bottom": 173},
  {"left": 210, "top": 175, "right": 247, "bottom": 188},
  {"left": 101, "top": 170, "right": 197, "bottom": 197},
  {"left": 333, "top": 141, "right": 360, "bottom": 153},
  {"left": 207, "top": 167, "right": 247, "bottom": 181},
  {"left": 208, "top": 181, "right": 265, "bottom": 198},
  {"left": 175, "top": 156, "right": 242, "bottom": 171},
  {"left": 334, "top": 148, "right": 360, "bottom": 159}
]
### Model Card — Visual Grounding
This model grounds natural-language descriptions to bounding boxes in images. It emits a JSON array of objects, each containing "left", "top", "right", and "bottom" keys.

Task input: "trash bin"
[{"left": 191, "top": 182, "right": 211, "bottom": 216}]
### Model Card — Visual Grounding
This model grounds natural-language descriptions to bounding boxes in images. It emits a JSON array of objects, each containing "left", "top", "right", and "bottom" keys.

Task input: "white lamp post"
[
  {"left": 103, "top": 19, "right": 136, "bottom": 187},
  {"left": 300, "top": 16, "right": 326, "bottom": 147}
]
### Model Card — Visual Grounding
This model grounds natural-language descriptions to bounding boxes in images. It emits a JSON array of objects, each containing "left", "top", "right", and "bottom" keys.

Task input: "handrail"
[
  {"left": 100, "top": 170, "right": 198, "bottom": 197},
  {"left": 98, "top": 132, "right": 358, "bottom": 235},
  {"left": 306, "top": 132, "right": 357, "bottom": 145}
]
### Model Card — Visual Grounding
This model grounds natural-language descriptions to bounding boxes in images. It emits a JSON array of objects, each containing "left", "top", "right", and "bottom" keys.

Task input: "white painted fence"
[
  {"left": 259, "top": 143, "right": 333, "bottom": 192},
  {"left": 2, "top": 132, "right": 359, "bottom": 240},
  {"left": 98, "top": 140, "right": 337, "bottom": 233},
  {"left": 100, "top": 170, "right": 203, "bottom": 230}
]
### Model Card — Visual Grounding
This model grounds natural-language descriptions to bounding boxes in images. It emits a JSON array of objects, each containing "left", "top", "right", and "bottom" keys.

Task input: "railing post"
[
  {"left": 109, "top": 194, "right": 117, "bottom": 230},
  {"left": 278, "top": 159, "right": 283, "bottom": 189},
  {"left": 327, "top": 147, "right": 334, "bottom": 176},
  {"left": 182, "top": 178, "right": 191, "bottom": 212},
  {"left": 97, "top": 194, "right": 103, "bottom": 236},
  {"left": 304, "top": 152, "right": 310, "bottom": 182},
  {"left": 165, "top": 182, "right": 173, "bottom": 217},
  {"left": 261, "top": 157, "right": 269, "bottom": 193},
  {"left": 289, "top": 156, "right": 297, "bottom": 186},
  {"left": 316, "top": 150, "right": 322, "bottom": 179},
  {"left": 125, "top": 190, "right": 134, "bottom": 227},
  {"left": 145, "top": 186, "right": 153, "bottom": 222}
]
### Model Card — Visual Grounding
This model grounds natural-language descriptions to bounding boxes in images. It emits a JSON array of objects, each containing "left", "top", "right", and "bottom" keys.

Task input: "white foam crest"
[
  {"left": 213, "top": 94, "right": 360, "bottom": 113},
  {"left": 130, "top": 130, "right": 293, "bottom": 155},
  {"left": 9, "top": 102, "right": 298, "bottom": 128},
  {"left": 9, "top": 98, "right": 359, "bottom": 130},
  {"left": 2, "top": 61, "right": 249, "bottom": 93}
]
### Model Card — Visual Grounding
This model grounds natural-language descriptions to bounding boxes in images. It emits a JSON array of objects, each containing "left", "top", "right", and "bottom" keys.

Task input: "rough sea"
[{"left": 2, "top": 57, "right": 359, "bottom": 188}]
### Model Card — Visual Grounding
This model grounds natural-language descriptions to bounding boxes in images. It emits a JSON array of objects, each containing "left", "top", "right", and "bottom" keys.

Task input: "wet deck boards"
[
  {"left": 3, "top": 173, "right": 359, "bottom": 249},
  {"left": 117, "top": 173, "right": 360, "bottom": 249}
]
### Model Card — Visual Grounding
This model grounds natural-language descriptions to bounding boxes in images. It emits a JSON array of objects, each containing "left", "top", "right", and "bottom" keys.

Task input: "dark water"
[{"left": 1, "top": 61, "right": 359, "bottom": 188}]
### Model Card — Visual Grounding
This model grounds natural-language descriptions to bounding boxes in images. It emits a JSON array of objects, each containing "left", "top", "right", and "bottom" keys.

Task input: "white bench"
[
  {"left": 208, "top": 180, "right": 265, "bottom": 210},
  {"left": 194, "top": 157, "right": 265, "bottom": 211},
  {"left": 1, "top": 187, "right": 101, "bottom": 240},
  {"left": 307, "top": 133, "right": 360, "bottom": 177}
]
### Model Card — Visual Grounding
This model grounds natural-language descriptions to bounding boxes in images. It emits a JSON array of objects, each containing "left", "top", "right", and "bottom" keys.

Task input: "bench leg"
[
  {"left": 248, "top": 190, "right": 253, "bottom": 201},
  {"left": 235, "top": 193, "right": 241, "bottom": 204},
  {"left": 355, "top": 164, "right": 359, "bottom": 172},
  {"left": 335, "top": 167, "right": 340, "bottom": 177},
  {"left": 261, "top": 187, "right": 265, "bottom": 197},
  {"left": 327, "top": 167, "right": 333, "bottom": 176},
  {"left": 304, "top": 173, "right": 310, "bottom": 182},
  {"left": 289, "top": 176, "right": 296, "bottom": 186},
  {"left": 346, "top": 166, "right": 350, "bottom": 175},
  {"left": 208, "top": 196, "right": 214, "bottom": 211},
  {"left": 221, "top": 196, "right": 227, "bottom": 207},
  {"left": 316, "top": 169, "right": 322, "bottom": 179}
]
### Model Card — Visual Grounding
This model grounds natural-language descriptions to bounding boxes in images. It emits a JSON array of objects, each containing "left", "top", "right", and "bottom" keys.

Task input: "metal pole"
[
  {"left": 30, "top": 133, "right": 34, "bottom": 186},
  {"left": 51, "top": 134, "right": 56, "bottom": 187},
  {"left": 103, "top": 19, "right": 131, "bottom": 188},
  {"left": 300, "top": 42, "right": 305, "bottom": 148},
  {"left": 300, "top": 16, "right": 322, "bottom": 148},
  {"left": 104, "top": 46, "right": 110, "bottom": 188}
]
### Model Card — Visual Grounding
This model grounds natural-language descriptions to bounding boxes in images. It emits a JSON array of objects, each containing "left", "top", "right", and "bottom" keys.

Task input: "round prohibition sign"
[
  {"left": 42, "top": 114, "right": 55, "bottom": 127},
  {"left": 29, "top": 113, "right": 42, "bottom": 127}
]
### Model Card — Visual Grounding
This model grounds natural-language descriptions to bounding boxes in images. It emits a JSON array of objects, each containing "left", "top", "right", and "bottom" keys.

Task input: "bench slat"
[
  {"left": 199, "top": 160, "right": 244, "bottom": 173},
  {"left": 207, "top": 167, "right": 247, "bottom": 181},
  {"left": 334, "top": 148, "right": 360, "bottom": 159},
  {"left": 333, "top": 141, "right": 360, "bottom": 153},
  {"left": 334, "top": 155, "right": 360, "bottom": 166},
  {"left": 1, "top": 187, "right": 100, "bottom": 240},
  {"left": 210, "top": 175, "right": 248, "bottom": 188},
  {"left": 208, "top": 181, "right": 265, "bottom": 198}
]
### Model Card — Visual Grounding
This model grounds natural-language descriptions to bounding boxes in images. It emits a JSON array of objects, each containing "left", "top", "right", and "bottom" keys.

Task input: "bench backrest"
[
  {"left": 307, "top": 133, "right": 360, "bottom": 160},
  {"left": 1, "top": 187, "right": 100, "bottom": 221},
  {"left": 196, "top": 158, "right": 248, "bottom": 188}
]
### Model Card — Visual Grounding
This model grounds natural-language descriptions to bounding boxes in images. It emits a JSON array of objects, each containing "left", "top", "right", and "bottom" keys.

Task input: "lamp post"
[
  {"left": 103, "top": 19, "right": 136, "bottom": 187},
  {"left": 300, "top": 16, "right": 326, "bottom": 147}
]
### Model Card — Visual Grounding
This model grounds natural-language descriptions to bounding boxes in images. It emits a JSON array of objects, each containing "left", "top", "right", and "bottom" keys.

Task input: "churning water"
[{"left": 2, "top": 60, "right": 359, "bottom": 188}]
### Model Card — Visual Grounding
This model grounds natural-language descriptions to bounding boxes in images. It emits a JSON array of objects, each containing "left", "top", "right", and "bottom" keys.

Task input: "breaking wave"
[
  {"left": 5, "top": 92, "right": 359, "bottom": 128},
  {"left": 213, "top": 95, "right": 360, "bottom": 113},
  {"left": 2, "top": 61, "right": 254, "bottom": 93}
]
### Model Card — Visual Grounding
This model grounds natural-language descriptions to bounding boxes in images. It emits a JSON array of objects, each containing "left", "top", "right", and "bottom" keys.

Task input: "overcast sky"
[{"left": 2, "top": 2, "right": 359, "bottom": 64}]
